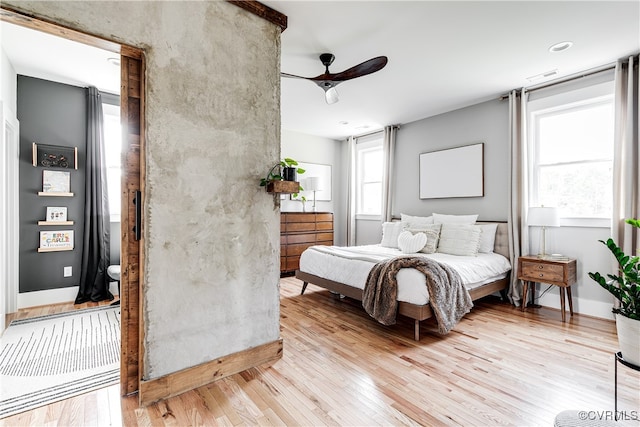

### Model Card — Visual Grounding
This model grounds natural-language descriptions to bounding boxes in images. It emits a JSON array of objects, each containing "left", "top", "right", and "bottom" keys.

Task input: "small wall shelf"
[
  {"left": 38, "top": 220, "right": 74, "bottom": 225},
  {"left": 37, "top": 247, "right": 74, "bottom": 253},
  {"left": 37, "top": 192, "right": 74, "bottom": 197},
  {"left": 266, "top": 181, "right": 300, "bottom": 194}
]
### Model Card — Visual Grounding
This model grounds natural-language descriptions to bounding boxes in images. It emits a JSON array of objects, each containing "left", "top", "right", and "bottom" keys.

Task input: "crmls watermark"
[{"left": 578, "top": 410, "right": 639, "bottom": 421}]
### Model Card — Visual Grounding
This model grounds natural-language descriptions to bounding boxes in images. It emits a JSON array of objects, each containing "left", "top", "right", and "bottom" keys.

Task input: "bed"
[{"left": 295, "top": 216, "right": 511, "bottom": 340}]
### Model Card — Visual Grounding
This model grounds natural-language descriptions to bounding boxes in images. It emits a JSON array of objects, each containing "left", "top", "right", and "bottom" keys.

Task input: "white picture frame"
[
  {"left": 291, "top": 162, "right": 332, "bottom": 202},
  {"left": 42, "top": 170, "right": 71, "bottom": 193},
  {"left": 46, "top": 207, "right": 68, "bottom": 222},
  {"left": 419, "top": 143, "right": 484, "bottom": 199}
]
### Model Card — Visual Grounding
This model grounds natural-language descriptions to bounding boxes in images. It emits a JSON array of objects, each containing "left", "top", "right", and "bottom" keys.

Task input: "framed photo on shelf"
[
  {"left": 32, "top": 142, "right": 78, "bottom": 169},
  {"left": 42, "top": 170, "right": 71, "bottom": 193},
  {"left": 39, "top": 230, "right": 74, "bottom": 250},
  {"left": 46, "top": 207, "right": 68, "bottom": 222}
]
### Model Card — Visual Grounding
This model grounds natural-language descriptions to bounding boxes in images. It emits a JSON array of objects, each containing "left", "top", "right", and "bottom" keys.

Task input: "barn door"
[{"left": 119, "top": 50, "right": 145, "bottom": 396}]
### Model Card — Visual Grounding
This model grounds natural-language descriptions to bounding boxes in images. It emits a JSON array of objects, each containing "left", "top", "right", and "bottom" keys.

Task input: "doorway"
[{"left": 0, "top": 7, "right": 144, "bottom": 396}]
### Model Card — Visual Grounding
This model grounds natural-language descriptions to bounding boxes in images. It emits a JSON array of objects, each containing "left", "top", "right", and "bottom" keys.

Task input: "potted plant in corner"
[
  {"left": 589, "top": 218, "right": 640, "bottom": 366},
  {"left": 259, "top": 157, "right": 306, "bottom": 193}
]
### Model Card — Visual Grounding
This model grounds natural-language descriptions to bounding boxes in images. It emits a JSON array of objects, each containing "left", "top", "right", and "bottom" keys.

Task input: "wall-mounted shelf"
[
  {"left": 37, "top": 192, "right": 74, "bottom": 197},
  {"left": 266, "top": 181, "right": 300, "bottom": 194},
  {"left": 38, "top": 220, "right": 74, "bottom": 226},
  {"left": 37, "top": 247, "right": 74, "bottom": 253}
]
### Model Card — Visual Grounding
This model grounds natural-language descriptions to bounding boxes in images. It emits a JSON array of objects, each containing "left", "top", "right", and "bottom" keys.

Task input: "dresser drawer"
[
  {"left": 287, "top": 243, "right": 314, "bottom": 257},
  {"left": 285, "top": 222, "right": 316, "bottom": 232},
  {"left": 287, "top": 233, "right": 318, "bottom": 244},
  {"left": 316, "top": 213, "right": 333, "bottom": 222},
  {"left": 520, "top": 261, "right": 564, "bottom": 282}
]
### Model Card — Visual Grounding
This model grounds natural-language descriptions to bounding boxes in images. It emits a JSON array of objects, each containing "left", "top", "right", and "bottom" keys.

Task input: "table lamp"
[
  {"left": 528, "top": 206, "right": 560, "bottom": 258},
  {"left": 305, "top": 177, "right": 321, "bottom": 212}
]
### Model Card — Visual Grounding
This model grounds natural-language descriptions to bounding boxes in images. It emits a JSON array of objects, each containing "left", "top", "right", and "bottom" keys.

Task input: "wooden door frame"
[{"left": 0, "top": 6, "right": 145, "bottom": 396}]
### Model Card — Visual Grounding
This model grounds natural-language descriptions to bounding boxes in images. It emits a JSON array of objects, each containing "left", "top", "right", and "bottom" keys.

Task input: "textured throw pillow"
[
  {"left": 380, "top": 222, "right": 403, "bottom": 248},
  {"left": 398, "top": 230, "right": 427, "bottom": 254},
  {"left": 432, "top": 213, "right": 478, "bottom": 224},
  {"left": 477, "top": 223, "right": 498, "bottom": 253},
  {"left": 437, "top": 224, "right": 481, "bottom": 256},
  {"left": 400, "top": 213, "right": 434, "bottom": 228},
  {"left": 405, "top": 224, "right": 442, "bottom": 254}
]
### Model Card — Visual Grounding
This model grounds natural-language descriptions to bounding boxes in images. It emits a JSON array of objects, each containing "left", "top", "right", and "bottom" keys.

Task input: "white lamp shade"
[
  {"left": 528, "top": 207, "right": 560, "bottom": 227},
  {"left": 305, "top": 177, "right": 321, "bottom": 191}
]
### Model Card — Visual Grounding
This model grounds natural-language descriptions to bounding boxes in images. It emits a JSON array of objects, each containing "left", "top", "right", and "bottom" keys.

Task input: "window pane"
[
  {"left": 361, "top": 182, "right": 381, "bottom": 215},
  {"left": 362, "top": 149, "right": 383, "bottom": 182},
  {"left": 103, "top": 104, "right": 121, "bottom": 217},
  {"left": 538, "top": 162, "right": 612, "bottom": 218},
  {"left": 538, "top": 102, "right": 613, "bottom": 164}
]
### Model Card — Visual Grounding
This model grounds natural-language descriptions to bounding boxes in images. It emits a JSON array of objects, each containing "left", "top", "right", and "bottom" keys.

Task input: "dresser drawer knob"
[
  {"left": 539, "top": 274, "right": 544, "bottom": 277},
  {"left": 538, "top": 265, "right": 543, "bottom": 269}
]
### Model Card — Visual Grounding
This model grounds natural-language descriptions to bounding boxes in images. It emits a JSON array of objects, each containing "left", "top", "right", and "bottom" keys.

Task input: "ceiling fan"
[{"left": 282, "top": 53, "right": 388, "bottom": 104}]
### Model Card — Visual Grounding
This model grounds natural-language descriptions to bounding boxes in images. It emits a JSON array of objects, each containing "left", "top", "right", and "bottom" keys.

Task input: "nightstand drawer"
[{"left": 520, "top": 261, "right": 564, "bottom": 282}]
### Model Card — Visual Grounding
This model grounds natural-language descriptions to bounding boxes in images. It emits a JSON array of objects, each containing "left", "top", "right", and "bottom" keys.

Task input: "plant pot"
[
  {"left": 616, "top": 313, "right": 640, "bottom": 366},
  {"left": 282, "top": 167, "right": 297, "bottom": 182}
]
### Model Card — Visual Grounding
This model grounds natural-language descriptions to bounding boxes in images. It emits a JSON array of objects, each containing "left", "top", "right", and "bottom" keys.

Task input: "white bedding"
[{"left": 299, "top": 244, "right": 512, "bottom": 305}]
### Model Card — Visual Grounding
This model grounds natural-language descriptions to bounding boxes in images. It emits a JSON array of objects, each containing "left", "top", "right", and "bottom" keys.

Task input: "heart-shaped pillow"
[{"left": 397, "top": 230, "right": 427, "bottom": 254}]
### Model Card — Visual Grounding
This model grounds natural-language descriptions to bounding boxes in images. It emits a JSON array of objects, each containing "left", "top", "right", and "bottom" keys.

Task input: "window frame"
[
  {"left": 355, "top": 136, "right": 384, "bottom": 220},
  {"left": 527, "top": 80, "right": 614, "bottom": 228}
]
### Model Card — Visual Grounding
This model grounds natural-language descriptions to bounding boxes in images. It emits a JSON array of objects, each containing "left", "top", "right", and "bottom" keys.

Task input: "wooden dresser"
[{"left": 281, "top": 212, "right": 333, "bottom": 274}]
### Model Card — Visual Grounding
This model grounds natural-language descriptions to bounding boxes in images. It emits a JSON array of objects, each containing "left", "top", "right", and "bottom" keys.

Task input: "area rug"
[{"left": 0, "top": 305, "right": 120, "bottom": 418}]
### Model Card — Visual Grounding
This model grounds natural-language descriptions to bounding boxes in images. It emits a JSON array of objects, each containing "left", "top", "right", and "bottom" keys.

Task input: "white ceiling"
[{"left": 2, "top": 1, "right": 639, "bottom": 140}]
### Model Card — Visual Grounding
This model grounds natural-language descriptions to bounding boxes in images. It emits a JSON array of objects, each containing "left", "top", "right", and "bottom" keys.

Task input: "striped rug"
[{"left": 0, "top": 305, "right": 120, "bottom": 418}]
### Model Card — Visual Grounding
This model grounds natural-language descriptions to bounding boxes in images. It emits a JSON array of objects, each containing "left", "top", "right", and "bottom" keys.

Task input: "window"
[
  {"left": 356, "top": 136, "right": 383, "bottom": 217},
  {"left": 528, "top": 79, "right": 614, "bottom": 226},
  {"left": 103, "top": 103, "right": 121, "bottom": 221}
]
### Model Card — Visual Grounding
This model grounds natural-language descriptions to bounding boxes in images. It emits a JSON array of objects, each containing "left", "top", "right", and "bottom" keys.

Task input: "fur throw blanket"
[{"left": 362, "top": 256, "right": 473, "bottom": 334}]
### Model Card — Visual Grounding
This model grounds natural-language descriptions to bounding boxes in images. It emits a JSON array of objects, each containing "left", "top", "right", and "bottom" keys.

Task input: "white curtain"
[
  {"left": 507, "top": 89, "right": 529, "bottom": 307},
  {"left": 346, "top": 136, "right": 357, "bottom": 246},
  {"left": 612, "top": 55, "right": 639, "bottom": 257},
  {"left": 381, "top": 125, "right": 398, "bottom": 222}
]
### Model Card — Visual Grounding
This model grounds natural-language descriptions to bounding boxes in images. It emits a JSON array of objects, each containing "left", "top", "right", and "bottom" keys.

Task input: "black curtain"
[{"left": 75, "top": 87, "right": 113, "bottom": 304}]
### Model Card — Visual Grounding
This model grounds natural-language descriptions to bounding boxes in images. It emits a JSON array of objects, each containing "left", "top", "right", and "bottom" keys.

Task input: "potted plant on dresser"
[{"left": 589, "top": 218, "right": 640, "bottom": 366}]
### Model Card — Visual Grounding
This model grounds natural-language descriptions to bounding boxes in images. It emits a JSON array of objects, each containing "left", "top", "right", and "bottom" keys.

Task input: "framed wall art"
[
  {"left": 42, "top": 170, "right": 71, "bottom": 194},
  {"left": 419, "top": 143, "right": 484, "bottom": 199},
  {"left": 32, "top": 142, "right": 78, "bottom": 169},
  {"left": 38, "top": 230, "right": 74, "bottom": 252},
  {"left": 290, "top": 162, "right": 332, "bottom": 202},
  {"left": 45, "top": 207, "right": 68, "bottom": 222}
]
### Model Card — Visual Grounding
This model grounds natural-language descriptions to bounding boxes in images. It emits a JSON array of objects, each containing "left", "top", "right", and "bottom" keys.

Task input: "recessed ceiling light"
[
  {"left": 107, "top": 57, "right": 121, "bottom": 66},
  {"left": 339, "top": 121, "right": 349, "bottom": 125},
  {"left": 549, "top": 41, "right": 573, "bottom": 53}
]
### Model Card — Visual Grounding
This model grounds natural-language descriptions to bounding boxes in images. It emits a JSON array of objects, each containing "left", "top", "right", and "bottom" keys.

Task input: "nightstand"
[{"left": 518, "top": 255, "right": 577, "bottom": 322}]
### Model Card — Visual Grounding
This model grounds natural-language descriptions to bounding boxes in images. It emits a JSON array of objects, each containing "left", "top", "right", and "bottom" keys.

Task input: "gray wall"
[
  {"left": 394, "top": 98, "right": 509, "bottom": 220},
  {"left": 17, "top": 75, "right": 86, "bottom": 293}
]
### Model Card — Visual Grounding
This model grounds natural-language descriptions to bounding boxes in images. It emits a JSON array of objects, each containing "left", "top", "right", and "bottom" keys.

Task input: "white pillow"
[
  {"left": 380, "top": 222, "right": 403, "bottom": 248},
  {"left": 398, "top": 230, "right": 427, "bottom": 254},
  {"left": 400, "top": 213, "right": 434, "bottom": 228},
  {"left": 477, "top": 223, "right": 498, "bottom": 253},
  {"left": 405, "top": 224, "right": 442, "bottom": 254},
  {"left": 437, "top": 224, "right": 481, "bottom": 256},
  {"left": 432, "top": 213, "right": 478, "bottom": 224}
]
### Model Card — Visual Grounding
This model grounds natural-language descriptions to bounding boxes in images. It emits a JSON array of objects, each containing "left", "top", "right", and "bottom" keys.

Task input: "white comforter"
[{"left": 299, "top": 245, "right": 512, "bottom": 305}]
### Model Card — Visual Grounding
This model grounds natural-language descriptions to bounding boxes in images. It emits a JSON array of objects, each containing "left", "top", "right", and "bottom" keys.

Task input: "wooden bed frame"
[{"left": 294, "top": 222, "right": 511, "bottom": 341}]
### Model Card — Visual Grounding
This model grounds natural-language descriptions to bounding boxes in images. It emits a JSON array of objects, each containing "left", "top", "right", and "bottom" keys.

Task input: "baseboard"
[
  {"left": 16, "top": 282, "right": 119, "bottom": 310},
  {"left": 537, "top": 292, "right": 615, "bottom": 320},
  {"left": 139, "top": 338, "right": 284, "bottom": 406}
]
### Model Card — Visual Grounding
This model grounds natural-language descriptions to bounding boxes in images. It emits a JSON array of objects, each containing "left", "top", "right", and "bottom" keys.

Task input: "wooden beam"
[
  {"left": 227, "top": 1, "right": 287, "bottom": 31},
  {"left": 138, "top": 338, "right": 284, "bottom": 406}
]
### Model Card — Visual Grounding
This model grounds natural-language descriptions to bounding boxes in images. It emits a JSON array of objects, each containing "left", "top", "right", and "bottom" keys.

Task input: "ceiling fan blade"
[
  {"left": 329, "top": 56, "right": 388, "bottom": 81},
  {"left": 281, "top": 72, "right": 310, "bottom": 79}
]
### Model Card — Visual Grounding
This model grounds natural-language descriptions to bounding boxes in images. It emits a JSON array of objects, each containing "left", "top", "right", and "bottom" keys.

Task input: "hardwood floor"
[{"left": 2, "top": 278, "right": 638, "bottom": 426}]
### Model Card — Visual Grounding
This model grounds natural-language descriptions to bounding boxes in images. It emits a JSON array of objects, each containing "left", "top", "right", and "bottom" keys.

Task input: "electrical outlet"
[{"left": 64, "top": 266, "right": 72, "bottom": 277}]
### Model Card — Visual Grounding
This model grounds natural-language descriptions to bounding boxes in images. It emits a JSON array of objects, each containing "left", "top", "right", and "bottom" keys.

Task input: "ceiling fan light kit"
[{"left": 282, "top": 53, "right": 388, "bottom": 104}]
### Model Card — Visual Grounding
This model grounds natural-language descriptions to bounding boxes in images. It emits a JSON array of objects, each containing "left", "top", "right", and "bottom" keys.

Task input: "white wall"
[
  {"left": 0, "top": 45, "right": 17, "bottom": 114},
  {"left": 281, "top": 129, "right": 346, "bottom": 245}
]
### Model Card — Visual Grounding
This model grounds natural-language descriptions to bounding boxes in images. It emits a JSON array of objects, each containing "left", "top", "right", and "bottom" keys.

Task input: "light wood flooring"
[{"left": 2, "top": 278, "right": 638, "bottom": 426}]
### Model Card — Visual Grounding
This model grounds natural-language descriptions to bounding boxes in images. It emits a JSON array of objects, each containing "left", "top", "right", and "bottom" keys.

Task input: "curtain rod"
[
  {"left": 499, "top": 62, "right": 616, "bottom": 100},
  {"left": 351, "top": 124, "right": 401, "bottom": 140}
]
